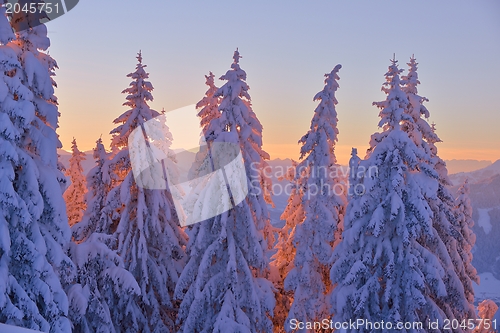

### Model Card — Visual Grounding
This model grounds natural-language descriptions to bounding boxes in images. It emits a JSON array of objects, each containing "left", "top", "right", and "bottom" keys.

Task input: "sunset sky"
[{"left": 46, "top": 0, "right": 499, "bottom": 165}]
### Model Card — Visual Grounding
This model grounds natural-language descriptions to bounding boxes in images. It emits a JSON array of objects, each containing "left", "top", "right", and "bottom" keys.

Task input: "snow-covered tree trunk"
[
  {"left": 175, "top": 49, "right": 275, "bottom": 333},
  {"left": 0, "top": 14, "right": 73, "bottom": 332},
  {"left": 272, "top": 65, "right": 345, "bottom": 332},
  {"left": 64, "top": 138, "right": 87, "bottom": 227},
  {"left": 330, "top": 58, "right": 460, "bottom": 332},
  {"left": 103, "top": 52, "right": 187, "bottom": 333}
]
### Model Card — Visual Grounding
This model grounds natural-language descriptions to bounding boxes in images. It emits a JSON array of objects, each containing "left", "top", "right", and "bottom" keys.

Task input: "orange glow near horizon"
[
  {"left": 61, "top": 135, "right": 499, "bottom": 167},
  {"left": 262, "top": 144, "right": 500, "bottom": 166}
]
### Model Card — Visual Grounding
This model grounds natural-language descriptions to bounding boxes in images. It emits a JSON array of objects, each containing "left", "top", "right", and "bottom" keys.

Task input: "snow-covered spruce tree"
[
  {"left": 454, "top": 179, "right": 479, "bottom": 307},
  {"left": 188, "top": 71, "right": 221, "bottom": 185},
  {"left": 63, "top": 138, "right": 87, "bottom": 227},
  {"left": 72, "top": 138, "right": 112, "bottom": 241},
  {"left": 270, "top": 160, "right": 299, "bottom": 333},
  {"left": 272, "top": 65, "right": 345, "bottom": 332},
  {"left": 330, "top": 59, "right": 456, "bottom": 331},
  {"left": 104, "top": 52, "right": 187, "bottom": 332},
  {"left": 197, "top": 71, "right": 220, "bottom": 136},
  {"left": 67, "top": 139, "right": 141, "bottom": 333},
  {"left": 67, "top": 232, "right": 140, "bottom": 333},
  {"left": 402, "top": 57, "right": 478, "bottom": 323},
  {"left": 0, "top": 14, "right": 73, "bottom": 332},
  {"left": 175, "top": 49, "right": 275, "bottom": 333}
]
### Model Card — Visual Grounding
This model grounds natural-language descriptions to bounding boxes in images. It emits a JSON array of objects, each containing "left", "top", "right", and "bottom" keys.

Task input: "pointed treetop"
[
  {"left": 299, "top": 64, "right": 342, "bottom": 160},
  {"left": 372, "top": 57, "right": 408, "bottom": 131},
  {"left": 71, "top": 137, "right": 80, "bottom": 151},
  {"left": 233, "top": 48, "right": 241, "bottom": 64},
  {"left": 390, "top": 57, "right": 399, "bottom": 70},
  {"left": 110, "top": 51, "right": 157, "bottom": 150},
  {"left": 321, "top": 64, "right": 342, "bottom": 90},
  {"left": 205, "top": 71, "right": 215, "bottom": 85},
  {"left": 351, "top": 147, "right": 358, "bottom": 156},
  {"left": 137, "top": 50, "right": 142, "bottom": 64}
]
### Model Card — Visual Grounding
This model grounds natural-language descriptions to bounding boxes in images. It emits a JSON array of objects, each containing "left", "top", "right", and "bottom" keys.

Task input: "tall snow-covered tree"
[
  {"left": 104, "top": 51, "right": 187, "bottom": 332},
  {"left": 175, "top": 49, "right": 275, "bottom": 333},
  {"left": 330, "top": 58, "right": 459, "bottom": 331},
  {"left": 272, "top": 65, "right": 345, "bottom": 332},
  {"left": 454, "top": 179, "right": 479, "bottom": 307},
  {"left": 402, "top": 57, "right": 478, "bottom": 323},
  {"left": 64, "top": 138, "right": 87, "bottom": 227},
  {"left": 0, "top": 14, "right": 73, "bottom": 332}
]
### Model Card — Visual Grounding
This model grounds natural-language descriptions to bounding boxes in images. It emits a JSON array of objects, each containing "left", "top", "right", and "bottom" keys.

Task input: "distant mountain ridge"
[{"left": 450, "top": 159, "right": 500, "bottom": 186}]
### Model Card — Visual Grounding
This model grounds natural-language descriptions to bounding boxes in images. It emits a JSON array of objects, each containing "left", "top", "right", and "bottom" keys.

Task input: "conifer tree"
[
  {"left": 64, "top": 138, "right": 87, "bottom": 227},
  {"left": 272, "top": 65, "right": 345, "bottom": 332},
  {"left": 454, "top": 179, "right": 479, "bottom": 307},
  {"left": 67, "top": 233, "right": 140, "bottom": 333},
  {"left": 105, "top": 52, "right": 187, "bottom": 332},
  {"left": 196, "top": 71, "right": 220, "bottom": 136},
  {"left": 0, "top": 14, "right": 73, "bottom": 332},
  {"left": 68, "top": 140, "right": 140, "bottom": 333},
  {"left": 330, "top": 59, "right": 458, "bottom": 330},
  {"left": 175, "top": 49, "right": 275, "bottom": 333},
  {"left": 72, "top": 138, "right": 111, "bottom": 241},
  {"left": 188, "top": 71, "right": 221, "bottom": 185},
  {"left": 402, "top": 57, "right": 478, "bottom": 323}
]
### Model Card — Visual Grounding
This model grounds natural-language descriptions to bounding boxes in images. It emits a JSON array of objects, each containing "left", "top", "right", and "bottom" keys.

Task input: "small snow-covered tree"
[
  {"left": 105, "top": 52, "right": 187, "bottom": 333},
  {"left": 72, "top": 138, "right": 113, "bottom": 241},
  {"left": 68, "top": 138, "right": 141, "bottom": 333},
  {"left": 196, "top": 71, "right": 220, "bottom": 136},
  {"left": 272, "top": 65, "right": 345, "bottom": 332},
  {"left": 474, "top": 300, "right": 498, "bottom": 333},
  {"left": 0, "top": 14, "right": 73, "bottom": 332},
  {"left": 188, "top": 71, "right": 221, "bottom": 184},
  {"left": 330, "top": 59, "right": 456, "bottom": 330},
  {"left": 64, "top": 138, "right": 87, "bottom": 227},
  {"left": 402, "top": 57, "right": 478, "bottom": 323},
  {"left": 175, "top": 49, "right": 275, "bottom": 333}
]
